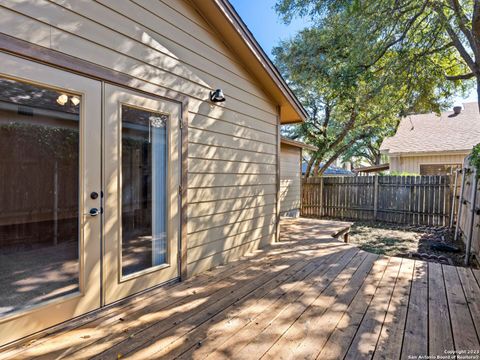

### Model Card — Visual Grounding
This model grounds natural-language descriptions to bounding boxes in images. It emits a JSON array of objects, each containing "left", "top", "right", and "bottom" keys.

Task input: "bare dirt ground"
[{"left": 348, "top": 221, "right": 476, "bottom": 268}]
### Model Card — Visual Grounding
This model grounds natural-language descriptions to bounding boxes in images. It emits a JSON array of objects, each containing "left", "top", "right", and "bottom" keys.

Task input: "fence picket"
[{"left": 301, "top": 175, "right": 452, "bottom": 226}]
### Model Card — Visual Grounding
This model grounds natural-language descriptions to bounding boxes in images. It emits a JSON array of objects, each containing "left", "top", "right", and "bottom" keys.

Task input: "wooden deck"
[{"left": 1, "top": 218, "right": 480, "bottom": 359}]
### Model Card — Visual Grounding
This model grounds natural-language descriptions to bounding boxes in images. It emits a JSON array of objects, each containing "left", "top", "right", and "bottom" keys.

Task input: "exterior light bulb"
[
  {"left": 70, "top": 96, "right": 80, "bottom": 106},
  {"left": 56, "top": 94, "right": 68, "bottom": 106}
]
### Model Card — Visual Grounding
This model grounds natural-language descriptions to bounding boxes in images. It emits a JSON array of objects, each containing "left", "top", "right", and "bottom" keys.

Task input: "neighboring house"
[
  {"left": 353, "top": 163, "right": 390, "bottom": 175},
  {"left": 0, "top": 1, "right": 308, "bottom": 346},
  {"left": 380, "top": 103, "right": 480, "bottom": 175},
  {"left": 280, "top": 138, "right": 317, "bottom": 217},
  {"left": 301, "top": 162, "right": 354, "bottom": 176}
]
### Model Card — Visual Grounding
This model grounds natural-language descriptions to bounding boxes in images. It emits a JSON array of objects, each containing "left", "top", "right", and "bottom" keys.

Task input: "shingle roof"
[
  {"left": 301, "top": 162, "right": 353, "bottom": 176},
  {"left": 380, "top": 102, "right": 480, "bottom": 154}
]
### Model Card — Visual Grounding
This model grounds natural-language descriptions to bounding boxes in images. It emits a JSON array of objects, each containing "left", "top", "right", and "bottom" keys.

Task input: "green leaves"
[
  {"left": 275, "top": 0, "right": 473, "bottom": 176},
  {"left": 470, "top": 143, "right": 480, "bottom": 176}
]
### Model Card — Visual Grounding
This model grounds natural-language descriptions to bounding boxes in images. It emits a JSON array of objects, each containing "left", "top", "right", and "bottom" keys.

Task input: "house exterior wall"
[
  {"left": 389, "top": 153, "right": 468, "bottom": 175},
  {"left": 280, "top": 144, "right": 301, "bottom": 217},
  {"left": 0, "top": 0, "right": 279, "bottom": 276}
]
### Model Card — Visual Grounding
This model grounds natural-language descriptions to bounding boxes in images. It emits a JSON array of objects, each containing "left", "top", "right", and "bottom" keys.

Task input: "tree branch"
[
  {"left": 446, "top": 72, "right": 475, "bottom": 80},
  {"left": 361, "top": 1, "right": 429, "bottom": 70},
  {"left": 472, "top": 0, "right": 480, "bottom": 55},
  {"left": 449, "top": 0, "right": 477, "bottom": 56},
  {"left": 433, "top": 3, "right": 477, "bottom": 73}
]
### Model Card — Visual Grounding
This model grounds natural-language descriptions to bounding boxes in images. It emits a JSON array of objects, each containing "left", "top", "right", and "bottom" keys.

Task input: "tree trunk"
[
  {"left": 319, "top": 135, "right": 369, "bottom": 175},
  {"left": 318, "top": 153, "right": 341, "bottom": 176},
  {"left": 318, "top": 147, "right": 346, "bottom": 175},
  {"left": 313, "top": 157, "right": 322, "bottom": 177},
  {"left": 477, "top": 74, "right": 480, "bottom": 114},
  {"left": 304, "top": 156, "right": 315, "bottom": 179}
]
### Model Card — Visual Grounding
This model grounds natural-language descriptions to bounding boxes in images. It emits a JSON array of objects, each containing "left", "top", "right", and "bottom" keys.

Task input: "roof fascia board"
[
  {"left": 386, "top": 150, "right": 471, "bottom": 157},
  {"left": 281, "top": 137, "right": 317, "bottom": 151}
]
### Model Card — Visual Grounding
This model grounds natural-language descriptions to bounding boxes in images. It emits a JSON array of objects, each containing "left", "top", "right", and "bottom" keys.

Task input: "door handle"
[{"left": 88, "top": 208, "right": 101, "bottom": 216}]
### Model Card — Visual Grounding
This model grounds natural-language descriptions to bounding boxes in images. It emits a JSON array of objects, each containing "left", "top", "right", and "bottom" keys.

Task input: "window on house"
[{"left": 419, "top": 164, "right": 462, "bottom": 176}]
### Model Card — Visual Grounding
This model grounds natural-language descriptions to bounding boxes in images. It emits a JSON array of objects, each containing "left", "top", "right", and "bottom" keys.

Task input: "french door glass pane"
[
  {"left": 121, "top": 105, "right": 168, "bottom": 277},
  {"left": 0, "top": 77, "right": 80, "bottom": 316}
]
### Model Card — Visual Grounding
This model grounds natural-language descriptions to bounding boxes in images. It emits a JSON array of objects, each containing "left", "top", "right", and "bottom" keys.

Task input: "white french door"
[
  {"left": 0, "top": 56, "right": 181, "bottom": 348},
  {"left": 103, "top": 84, "right": 181, "bottom": 305},
  {"left": 0, "top": 52, "right": 102, "bottom": 346}
]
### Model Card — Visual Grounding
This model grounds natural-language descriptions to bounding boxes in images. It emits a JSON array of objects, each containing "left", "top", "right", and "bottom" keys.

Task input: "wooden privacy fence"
[
  {"left": 456, "top": 156, "right": 480, "bottom": 263},
  {"left": 302, "top": 175, "right": 453, "bottom": 226}
]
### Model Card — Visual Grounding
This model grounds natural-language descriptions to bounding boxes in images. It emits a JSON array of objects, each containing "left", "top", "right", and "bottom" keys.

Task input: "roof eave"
[
  {"left": 281, "top": 137, "right": 318, "bottom": 151},
  {"left": 353, "top": 163, "right": 390, "bottom": 173},
  {"left": 385, "top": 149, "right": 472, "bottom": 157},
  {"left": 192, "top": 0, "right": 308, "bottom": 124}
]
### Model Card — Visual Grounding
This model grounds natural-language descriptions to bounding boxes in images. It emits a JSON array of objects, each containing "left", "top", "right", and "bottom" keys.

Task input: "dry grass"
[
  {"left": 348, "top": 221, "right": 470, "bottom": 267},
  {"left": 349, "top": 224, "right": 422, "bottom": 256}
]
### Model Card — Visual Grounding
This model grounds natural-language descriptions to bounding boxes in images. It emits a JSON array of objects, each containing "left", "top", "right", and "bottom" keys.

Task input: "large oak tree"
[{"left": 275, "top": 0, "right": 472, "bottom": 176}]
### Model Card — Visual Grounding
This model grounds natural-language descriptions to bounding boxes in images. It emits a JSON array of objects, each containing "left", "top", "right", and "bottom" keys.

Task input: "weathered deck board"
[
  {"left": 457, "top": 267, "right": 480, "bottom": 340},
  {"left": 401, "top": 261, "right": 429, "bottom": 359},
  {"left": 316, "top": 256, "right": 391, "bottom": 360},
  {"left": 343, "top": 257, "right": 403, "bottom": 360},
  {"left": 372, "top": 258, "right": 414, "bottom": 360},
  {"left": 259, "top": 251, "right": 373, "bottom": 360},
  {"left": 111, "top": 247, "right": 354, "bottom": 359},
  {"left": 168, "top": 248, "right": 343, "bottom": 359},
  {"left": 1, "top": 218, "right": 479, "bottom": 360},
  {"left": 428, "top": 262, "right": 454, "bottom": 357},
  {"left": 203, "top": 247, "right": 360, "bottom": 360},
  {"left": 444, "top": 265, "right": 480, "bottom": 353}
]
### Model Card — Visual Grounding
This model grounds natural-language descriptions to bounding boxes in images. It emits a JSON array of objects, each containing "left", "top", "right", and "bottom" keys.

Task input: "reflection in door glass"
[
  {"left": 0, "top": 77, "right": 80, "bottom": 316},
  {"left": 121, "top": 105, "right": 168, "bottom": 276}
]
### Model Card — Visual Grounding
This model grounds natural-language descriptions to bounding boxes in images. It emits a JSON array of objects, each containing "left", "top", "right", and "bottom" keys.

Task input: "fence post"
[
  {"left": 450, "top": 170, "right": 459, "bottom": 228},
  {"left": 373, "top": 175, "right": 379, "bottom": 220},
  {"left": 320, "top": 177, "right": 324, "bottom": 217},
  {"left": 455, "top": 166, "right": 468, "bottom": 242}
]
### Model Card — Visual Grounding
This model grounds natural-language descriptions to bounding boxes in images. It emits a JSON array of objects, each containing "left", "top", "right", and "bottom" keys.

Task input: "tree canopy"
[{"left": 274, "top": 0, "right": 475, "bottom": 176}]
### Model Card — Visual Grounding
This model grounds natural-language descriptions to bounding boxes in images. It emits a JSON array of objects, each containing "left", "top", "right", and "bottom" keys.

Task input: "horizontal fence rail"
[{"left": 302, "top": 175, "right": 453, "bottom": 227}]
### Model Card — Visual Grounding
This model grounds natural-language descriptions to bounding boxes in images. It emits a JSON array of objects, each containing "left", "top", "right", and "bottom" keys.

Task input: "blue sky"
[
  {"left": 229, "top": 0, "right": 309, "bottom": 56},
  {"left": 230, "top": 0, "right": 476, "bottom": 106}
]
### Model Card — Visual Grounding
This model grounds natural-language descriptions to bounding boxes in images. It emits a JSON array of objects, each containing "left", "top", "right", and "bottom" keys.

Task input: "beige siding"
[
  {"left": 0, "top": 0, "right": 279, "bottom": 276},
  {"left": 280, "top": 144, "right": 301, "bottom": 217},
  {"left": 389, "top": 153, "right": 468, "bottom": 174}
]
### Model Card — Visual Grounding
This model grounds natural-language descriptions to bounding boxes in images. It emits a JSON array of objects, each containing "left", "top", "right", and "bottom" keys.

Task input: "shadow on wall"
[{"left": 0, "top": 0, "right": 281, "bottom": 315}]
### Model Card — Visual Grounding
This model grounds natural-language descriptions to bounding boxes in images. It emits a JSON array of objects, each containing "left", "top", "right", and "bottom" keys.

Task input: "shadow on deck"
[{"left": 1, "top": 218, "right": 479, "bottom": 359}]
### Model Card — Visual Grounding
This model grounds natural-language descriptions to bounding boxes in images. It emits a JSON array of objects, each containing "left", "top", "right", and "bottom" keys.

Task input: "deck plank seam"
[
  {"left": 258, "top": 250, "right": 372, "bottom": 360},
  {"left": 455, "top": 267, "right": 480, "bottom": 347},
  {"left": 370, "top": 257, "right": 405, "bottom": 360},
  {"left": 104, "top": 245, "right": 356, "bottom": 359}
]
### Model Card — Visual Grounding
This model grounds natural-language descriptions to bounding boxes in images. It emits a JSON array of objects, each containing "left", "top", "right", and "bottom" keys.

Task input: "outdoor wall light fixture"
[{"left": 210, "top": 89, "right": 226, "bottom": 102}]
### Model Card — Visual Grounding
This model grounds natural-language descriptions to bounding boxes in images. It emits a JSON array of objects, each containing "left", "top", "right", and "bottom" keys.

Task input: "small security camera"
[{"left": 210, "top": 89, "right": 226, "bottom": 102}]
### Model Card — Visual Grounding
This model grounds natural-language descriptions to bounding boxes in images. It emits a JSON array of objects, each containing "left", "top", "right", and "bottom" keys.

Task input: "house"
[
  {"left": 280, "top": 138, "right": 317, "bottom": 217},
  {"left": 380, "top": 103, "right": 480, "bottom": 175},
  {"left": 0, "top": 0, "right": 308, "bottom": 346},
  {"left": 301, "top": 162, "right": 354, "bottom": 176},
  {"left": 352, "top": 163, "right": 390, "bottom": 175}
]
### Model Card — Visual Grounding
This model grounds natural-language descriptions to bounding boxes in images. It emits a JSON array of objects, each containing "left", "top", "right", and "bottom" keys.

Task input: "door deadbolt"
[{"left": 90, "top": 191, "right": 99, "bottom": 199}]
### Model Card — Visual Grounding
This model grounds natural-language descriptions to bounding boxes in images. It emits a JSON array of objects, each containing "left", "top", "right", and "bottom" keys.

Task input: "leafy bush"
[
  {"left": 389, "top": 171, "right": 420, "bottom": 176},
  {"left": 470, "top": 143, "right": 480, "bottom": 177}
]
